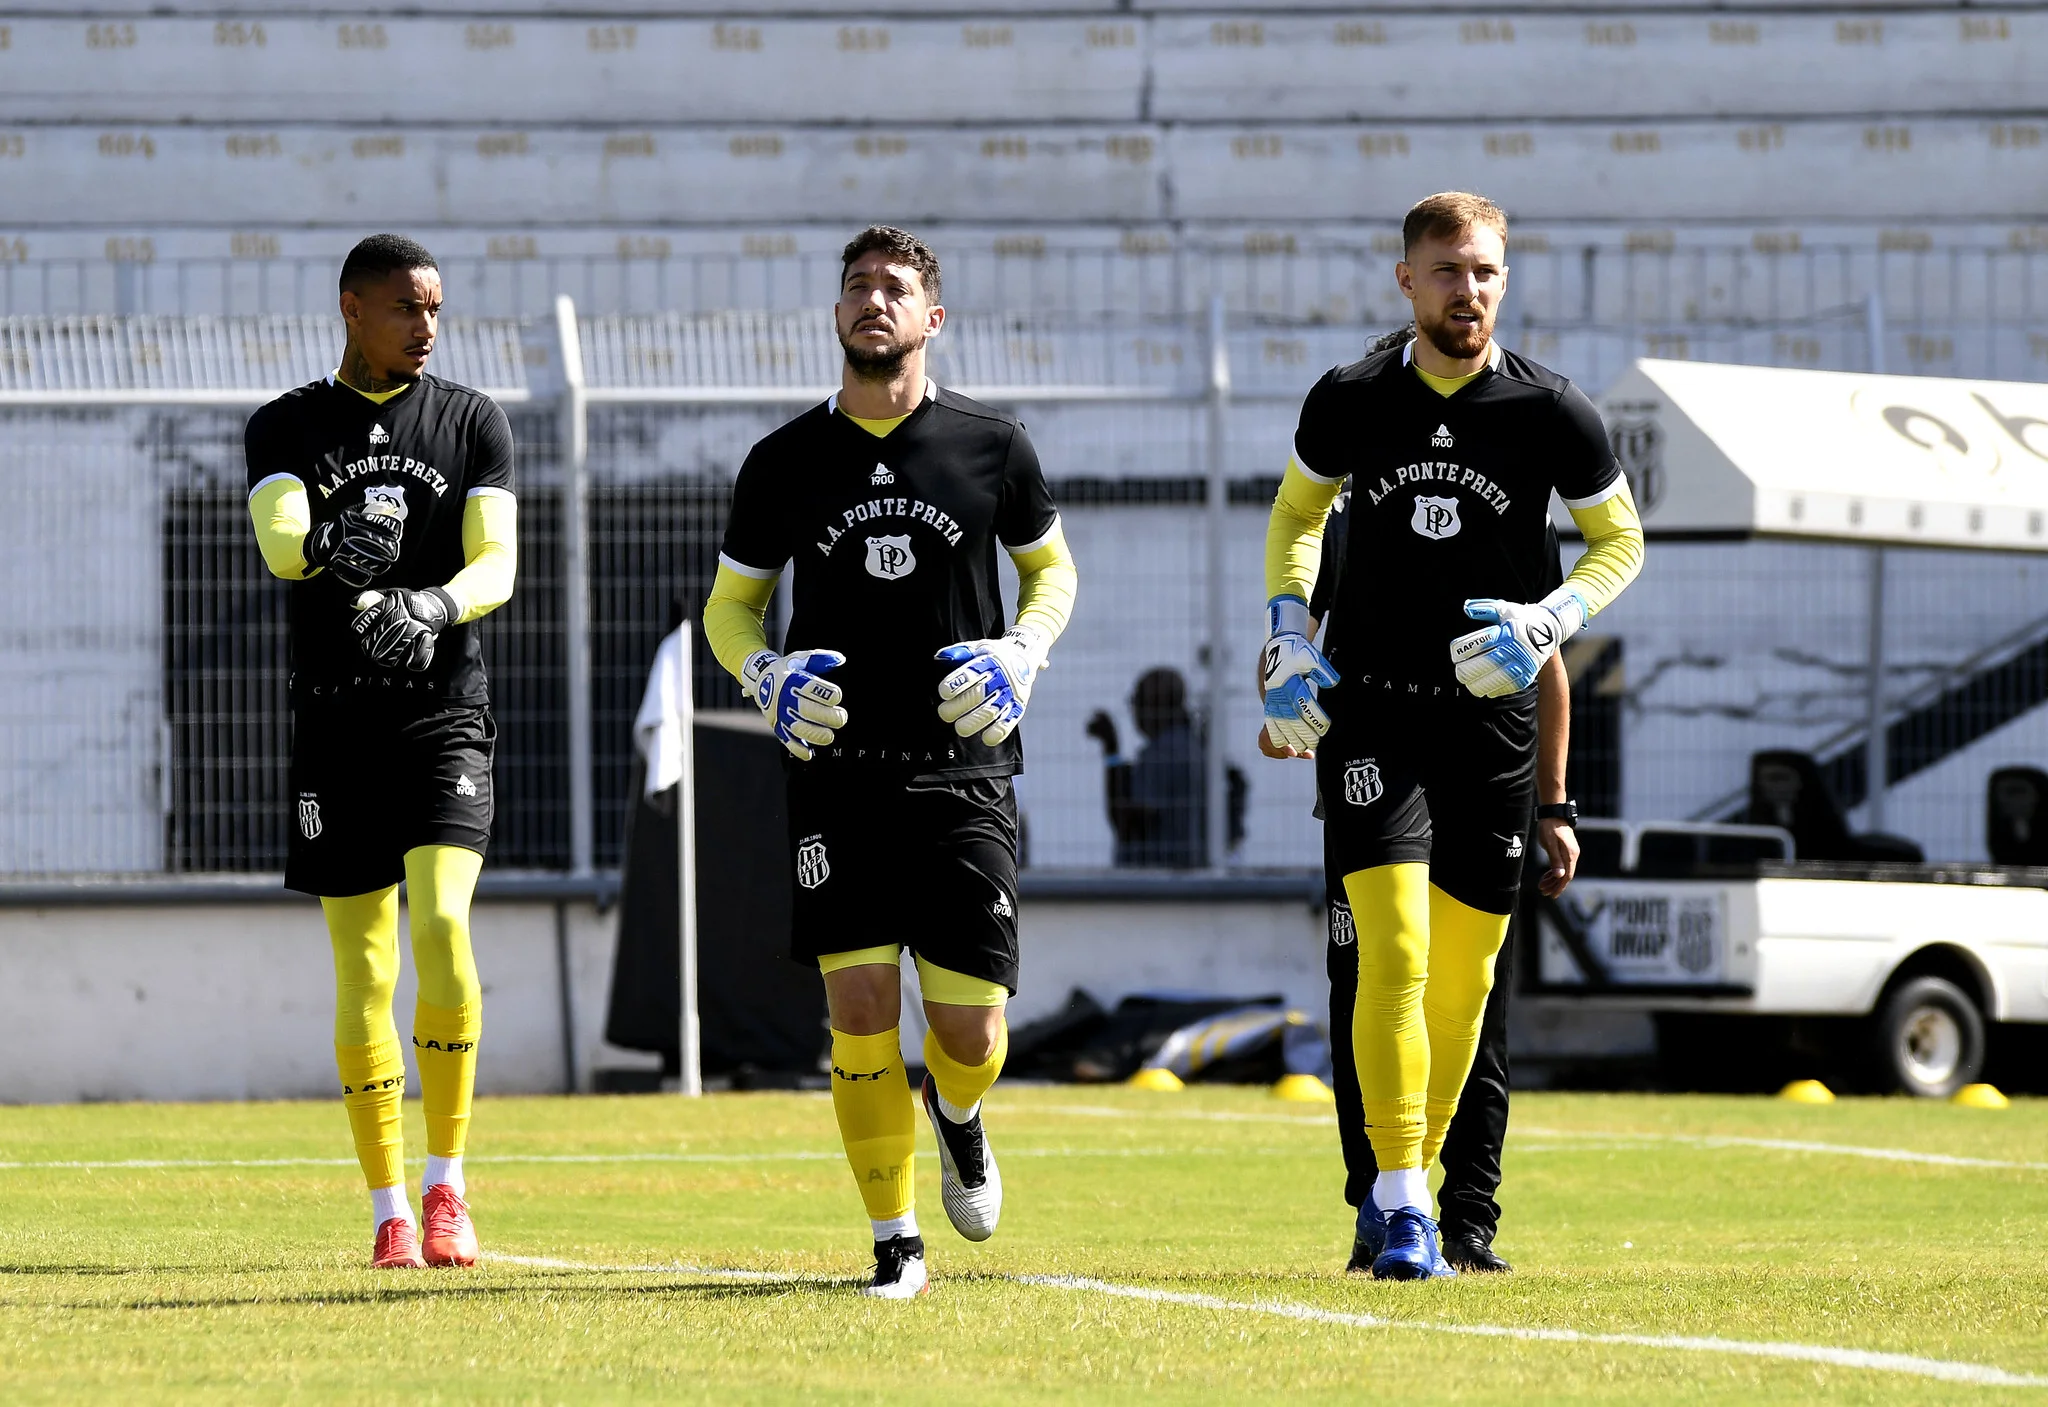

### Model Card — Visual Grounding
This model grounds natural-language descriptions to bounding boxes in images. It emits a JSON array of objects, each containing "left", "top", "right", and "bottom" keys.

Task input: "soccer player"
[
  {"left": 1262, "top": 463, "right": 1582, "bottom": 1274},
  {"left": 245, "top": 233, "right": 517, "bottom": 1269},
  {"left": 1260, "top": 193, "right": 1642, "bottom": 1279},
  {"left": 703, "top": 226, "right": 1077, "bottom": 1298}
]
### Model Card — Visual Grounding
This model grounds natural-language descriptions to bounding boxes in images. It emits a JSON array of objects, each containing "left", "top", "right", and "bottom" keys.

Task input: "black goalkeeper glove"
[
  {"left": 351, "top": 587, "right": 456, "bottom": 672},
  {"left": 303, "top": 503, "right": 403, "bottom": 588}
]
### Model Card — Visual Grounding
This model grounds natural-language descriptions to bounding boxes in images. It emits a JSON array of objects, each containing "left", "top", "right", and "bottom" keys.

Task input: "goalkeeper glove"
[
  {"left": 351, "top": 588, "right": 454, "bottom": 673},
  {"left": 304, "top": 502, "right": 403, "bottom": 588},
  {"left": 1449, "top": 589, "right": 1588, "bottom": 698},
  {"left": 1261, "top": 595, "right": 1339, "bottom": 755},
  {"left": 743, "top": 649, "right": 848, "bottom": 762},
  {"left": 935, "top": 627, "right": 1047, "bottom": 747}
]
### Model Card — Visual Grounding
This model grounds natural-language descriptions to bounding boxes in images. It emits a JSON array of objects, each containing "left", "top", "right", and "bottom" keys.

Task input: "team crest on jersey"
[
  {"left": 298, "top": 794, "right": 323, "bottom": 840},
  {"left": 796, "top": 835, "right": 830, "bottom": 889},
  {"left": 1411, "top": 494, "right": 1461, "bottom": 540},
  {"left": 870, "top": 462, "right": 895, "bottom": 485},
  {"left": 865, "top": 534, "right": 916, "bottom": 580},
  {"left": 368, "top": 422, "right": 391, "bottom": 446},
  {"left": 1328, "top": 900, "right": 1356, "bottom": 947},
  {"left": 361, "top": 482, "right": 409, "bottom": 524},
  {"left": 1343, "top": 760, "right": 1383, "bottom": 808}
]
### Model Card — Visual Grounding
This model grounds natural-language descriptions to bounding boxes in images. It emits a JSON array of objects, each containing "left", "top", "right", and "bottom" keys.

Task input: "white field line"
[
  {"left": 483, "top": 1252, "right": 2048, "bottom": 1389},
  {"left": 0, "top": 1146, "right": 1254, "bottom": 1173},
  {"left": 1039, "top": 1104, "right": 2048, "bottom": 1173}
]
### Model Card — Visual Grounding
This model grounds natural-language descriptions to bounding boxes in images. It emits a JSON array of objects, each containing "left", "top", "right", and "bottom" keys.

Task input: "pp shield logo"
[
  {"left": 1328, "top": 900, "right": 1356, "bottom": 947},
  {"left": 865, "top": 534, "right": 915, "bottom": 580},
  {"left": 361, "top": 482, "right": 408, "bottom": 524},
  {"left": 1411, "top": 495, "right": 1461, "bottom": 540},
  {"left": 1343, "top": 760, "right": 1383, "bottom": 807},
  {"left": 297, "top": 794, "right": 323, "bottom": 840},
  {"left": 796, "top": 835, "right": 830, "bottom": 890}
]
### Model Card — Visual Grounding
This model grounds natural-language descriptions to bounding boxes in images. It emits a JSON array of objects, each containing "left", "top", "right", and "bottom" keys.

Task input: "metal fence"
[{"left": 3, "top": 296, "right": 2045, "bottom": 880}]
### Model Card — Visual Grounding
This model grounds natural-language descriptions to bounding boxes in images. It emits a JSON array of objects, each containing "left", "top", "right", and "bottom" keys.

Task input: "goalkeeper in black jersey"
[
  {"left": 245, "top": 234, "right": 516, "bottom": 1271},
  {"left": 1259, "top": 193, "right": 1642, "bottom": 1280},
  {"left": 704, "top": 227, "right": 1077, "bottom": 1298}
]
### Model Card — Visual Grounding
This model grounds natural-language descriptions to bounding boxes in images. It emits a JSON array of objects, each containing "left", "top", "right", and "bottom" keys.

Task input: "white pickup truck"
[{"left": 1528, "top": 820, "right": 2048, "bottom": 1096}]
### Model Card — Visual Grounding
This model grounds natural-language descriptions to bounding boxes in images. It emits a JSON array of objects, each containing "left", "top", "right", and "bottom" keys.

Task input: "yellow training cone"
[
  {"left": 1952, "top": 1083, "right": 2010, "bottom": 1109},
  {"left": 1272, "top": 1073, "right": 1337, "bottom": 1104},
  {"left": 1778, "top": 1079, "right": 1836, "bottom": 1104},
  {"left": 1127, "top": 1067, "right": 1185, "bottom": 1092}
]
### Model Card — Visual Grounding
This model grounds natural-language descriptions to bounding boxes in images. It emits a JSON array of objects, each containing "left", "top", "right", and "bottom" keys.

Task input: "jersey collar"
[
  {"left": 1400, "top": 338, "right": 1504, "bottom": 372},
  {"left": 827, "top": 377, "right": 934, "bottom": 420},
  {"left": 327, "top": 370, "right": 417, "bottom": 406}
]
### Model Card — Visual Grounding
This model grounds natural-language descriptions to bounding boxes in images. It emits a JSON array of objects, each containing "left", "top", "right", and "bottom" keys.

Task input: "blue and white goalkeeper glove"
[
  {"left": 742, "top": 649, "right": 848, "bottom": 761},
  {"left": 1450, "top": 589, "right": 1588, "bottom": 698},
  {"left": 936, "top": 627, "right": 1047, "bottom": 747},
  {"left": 1261, "top": 595, "right": 1339, "bottom": 755}
]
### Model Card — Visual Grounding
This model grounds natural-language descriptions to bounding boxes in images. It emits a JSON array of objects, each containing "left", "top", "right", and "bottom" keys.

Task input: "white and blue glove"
[
  {"left": 742, "top": 648, "right": 848, "bottom": 761},
  {"left": 1261, "top": 595, "right": 1339, "bottom": 755},
  {"left": 936, "top": 627, "right": 1047, "bottom": 747},
  {"left": 1450, "top": 589, "right": 1588, "bottom": 698}
]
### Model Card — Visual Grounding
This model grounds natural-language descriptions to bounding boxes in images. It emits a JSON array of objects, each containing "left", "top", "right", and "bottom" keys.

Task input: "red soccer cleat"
[
  {"left": 372, "top": 1216, "right": 426, "bottom": 1269},
  {"left": 421, "top": 1184, "right": 480, "bottom": 1267}
]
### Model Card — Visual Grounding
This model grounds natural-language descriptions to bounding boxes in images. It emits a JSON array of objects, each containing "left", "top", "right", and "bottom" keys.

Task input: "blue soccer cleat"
[
  {"left": 1345, "top": 1190, "right": 1388, "bottom": 1273},
  {"left": 1371, "top": 1208, "right": 1458, "bottom": 1281}
]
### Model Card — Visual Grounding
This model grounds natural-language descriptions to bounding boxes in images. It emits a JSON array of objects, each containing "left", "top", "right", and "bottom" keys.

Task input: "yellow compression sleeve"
[
  {"left": 406, "top": 844, "right": 483, "bottom": 1162},
  {"left": 1561, "top": 478, "right": 1647, "bottom": 617},
  {"left": 704, "top": 561, "right": 779, "bottom": 683},
  {"left": 925, "top": 1021, "right": 1008, "bottom": 1112},
  {"left": 1419, "top": 887, "right": 1511, "bottom": 1169},
  {"left": 1009, "top": 522, "right": 1077, "bottom": 646},
  {"left": 249, "top": 476, "right": 315, "bottom": 580},
  {"left": 323, "top": 886, "right": 406, "bottom": 1190},
  {"left": 1344, "top": 863, "right": 1432, "bottom": 1173},
  {"left": 1265, "top": 457, "right": 1343, "bottom": 604},
  {"left": 830, "top": 1028, "right": 917, "bottom": 1222},
  {"left": 441, "top": 492, "right": 517, "bottom": 625}
]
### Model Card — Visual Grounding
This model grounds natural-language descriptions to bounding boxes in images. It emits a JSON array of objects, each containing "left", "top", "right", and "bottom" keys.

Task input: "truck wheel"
[{"left": 1871, "top": 977, "right": 1985, "bottom": 1098}]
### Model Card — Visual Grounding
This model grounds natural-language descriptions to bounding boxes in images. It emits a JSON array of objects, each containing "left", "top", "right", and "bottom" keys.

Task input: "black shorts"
[
  {"left": 286, "top": 695, "right": 496, "bottom": 897},
  {"left": 785, "top": 765, "right": 1021, "bottom": 993},
  {"left": 1315, "top": 681, "right": 1536, "bottom": 915}
]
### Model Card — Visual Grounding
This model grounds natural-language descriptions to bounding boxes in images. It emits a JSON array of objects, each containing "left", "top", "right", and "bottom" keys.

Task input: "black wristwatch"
[{"left": 1535, "top": 801, "right": 1578, "bottom": 825}]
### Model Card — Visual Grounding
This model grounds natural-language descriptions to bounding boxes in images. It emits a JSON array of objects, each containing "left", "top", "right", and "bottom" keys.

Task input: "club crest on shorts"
[
  {"left": 1411, "top": 495, "right": 1460, "bottom": 540},
  {"left": 361, "top": 482, "right": 408, "bottom": 524},
  {"left": 864, "top": 534, "right": 915, "bottom": 580},
  {"left": 1328, "top": 900, "right": 1356, "bottom": 947},
  {"left": 796, "top": 834, "right": 830, "bottom": 889},
  {"left": 297, "top": 794, "right": 323, "bottom": 840},
  {"left": 1343, "top": 760, "right": 1383, "bottom": 807}
]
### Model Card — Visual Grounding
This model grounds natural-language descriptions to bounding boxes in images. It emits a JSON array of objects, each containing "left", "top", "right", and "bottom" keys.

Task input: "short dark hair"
[
  {"left": 1401, "top": 192, "right": 1508, "bottom": 258},
  {"left": 840, "top": 225, "right": 941, "bottom": 303},
  {"left": 339, "top": 233, "right": 438, "bottom": 294}
]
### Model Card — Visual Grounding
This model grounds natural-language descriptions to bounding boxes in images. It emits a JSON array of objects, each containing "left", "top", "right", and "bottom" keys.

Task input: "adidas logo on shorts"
[
  {"left": 454, "top": 774, "right": 478, "bottom": 797},
  {"left": 990, "top": 892, "right": 1013, "bottom": 919}
]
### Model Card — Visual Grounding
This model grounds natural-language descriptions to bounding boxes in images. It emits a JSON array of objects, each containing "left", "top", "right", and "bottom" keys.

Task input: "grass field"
[{"left": 2, "top": 1086, "right": 2045, "bottom": 1404}]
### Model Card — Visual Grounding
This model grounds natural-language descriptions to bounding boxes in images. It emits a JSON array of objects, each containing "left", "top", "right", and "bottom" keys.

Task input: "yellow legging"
[
  {"left": 322, "top": 844, "right": 484, "bottom": 1191},
  {"left": 1344, "top": 863, "right": 1510, "bottom": 1173}
]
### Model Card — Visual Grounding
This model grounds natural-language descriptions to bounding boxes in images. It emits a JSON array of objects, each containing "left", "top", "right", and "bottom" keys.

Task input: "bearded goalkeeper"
[{"left": 1259, "top": 192, "right": 1643, "bottom": 1279}]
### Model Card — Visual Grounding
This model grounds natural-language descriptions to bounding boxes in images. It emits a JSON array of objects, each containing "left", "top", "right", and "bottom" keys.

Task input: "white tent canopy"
[{"left": 1596, "top": 360, "right": 2048, "bottom": 553}]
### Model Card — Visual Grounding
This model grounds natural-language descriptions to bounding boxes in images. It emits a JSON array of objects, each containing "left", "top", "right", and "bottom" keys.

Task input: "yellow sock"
[
  {"left": 334, "top": 1037, "right": 406, "bottom": 1191},
  {"left": 830, "top": 1028, "right": 916, "bottom": 1223},
  {"left": 405, "top": 846, "right": 485, "bottom": 1164},
  {"left": 1419, "top": 887, "right": 1511, "bottom": 1168},
  {"left": 1344, "top": 863, "right": 1433, "bottom": 1172},
  {"left": 323, "top": 889, "right": 404, "bottom": 1191},
  {"left": 924, "top": 1020, "right": 1008, "bottom": 1116}
]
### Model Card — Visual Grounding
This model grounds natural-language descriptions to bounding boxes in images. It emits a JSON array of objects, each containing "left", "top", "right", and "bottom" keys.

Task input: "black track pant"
[{"left": 1327, "top": 907, "right": 1515, "bottom": 1241}]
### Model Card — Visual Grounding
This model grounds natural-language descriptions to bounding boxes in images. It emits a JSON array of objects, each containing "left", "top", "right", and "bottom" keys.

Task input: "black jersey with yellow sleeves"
[
  {"left": 245, "top": 374, "right": 515, "bottom": 704},
  {"left": 1295, "top": 342, "right": 1618, "bottom": 691},
  {"left": 719, "top": 386, "right": 1059, "bottom": 779}
]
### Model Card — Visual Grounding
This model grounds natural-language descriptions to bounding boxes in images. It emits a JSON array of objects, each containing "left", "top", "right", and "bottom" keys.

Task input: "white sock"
[
  {"left": 934, "top": 1089, "right": 981, "bottom": 1124},
  {"left": 424, "top": 1153, "right": 465, "bottom": 1198},
  {"left": 871, "top": 1212, "right": 920, "bottom": 1243},
  {"left": 1372, "top": 1167, "right": 1430, "bottom": 1215},
  {"left": 370, "top": 1184, "right": 414, "bottom": 1233}
]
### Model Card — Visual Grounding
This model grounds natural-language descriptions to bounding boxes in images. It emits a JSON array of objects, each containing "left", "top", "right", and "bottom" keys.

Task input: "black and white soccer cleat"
[
  {"left": 862, "top": 1233, "right": 930, "bottom": 1299},
  {"left": 921, "top": 1073, "right": 1003, "bottom": 1242}
]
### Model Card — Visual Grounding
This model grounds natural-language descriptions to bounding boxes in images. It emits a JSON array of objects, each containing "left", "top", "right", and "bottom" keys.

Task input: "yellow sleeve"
[
  {"left": 1009, "top": 521, "right": 1078, "bottom": 647},
  {"left": 1560, "top": 476, "right": 1646, "bottom": 617},
  {"left": 248, "top": 475, "right": 315, "bottom": 580},
  {"left": 1264, "top": 456, "right": 1343, "bottom": 603},
  {"left": 705, "top": 560, "right": 779, "bottom": 683},
  {"left": 443, "top": 491, "right": 519, "bottom": 624}
]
